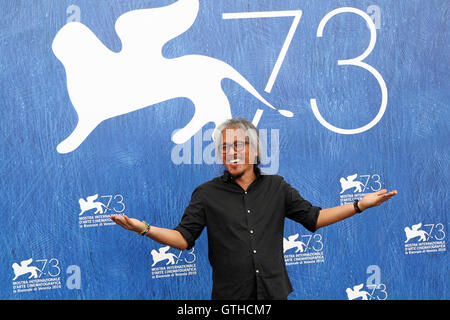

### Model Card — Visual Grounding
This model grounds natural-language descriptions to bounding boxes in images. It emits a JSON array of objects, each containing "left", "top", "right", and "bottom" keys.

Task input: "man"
[{"left": 110, "top": 118, "right": 397, "bottom": 300}]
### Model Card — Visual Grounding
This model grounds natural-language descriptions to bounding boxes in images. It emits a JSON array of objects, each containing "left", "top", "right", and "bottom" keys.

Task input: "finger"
[
  {"left": 378, "top": 192, "right": 397, "bottom": 204},
  {"left": 111, "top": 214, "right": 123, "bottom": 222},
  {"left": 375, "top": 189, "right": 388, "bottom": 195},
  {"left": 123, "top": 215, "right": 134, "bottom": 226},
  {"left": 111, "top": 215, "right": 124, "bottom": 224},
  {"left": 113, "top": 219, "right": 127, "bottom": 228},
  {"left": 111, "top": 215, "right": 128, "bottom": 228},
  {"left": 120, "top": 216, "right": 137, "bottom": 229},
  {"left": 384, "top": 190, "right": 398, "bottom": 198}
]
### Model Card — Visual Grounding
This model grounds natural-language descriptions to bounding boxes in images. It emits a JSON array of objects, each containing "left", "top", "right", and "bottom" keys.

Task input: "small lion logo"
[
  {"left": 283, "top": 234, "right": 307, "bottom": 253},
  {"left": 151, "top": 246, "right": 180, "bottom": 267},
  {"left": 404, "top": 223, "right": 429, "bottom": 243},
  {"left": 339, "top": 173, "right": 364, "bottom": 194},
  {"left": 78, "top": 194, "right": 106, "bottom": 216},
  {"left": 346, "top": 283, "right": 370, "bottom": 300},
  {"left": 12, "top": 258, "right": 40, "bottom": 281}
]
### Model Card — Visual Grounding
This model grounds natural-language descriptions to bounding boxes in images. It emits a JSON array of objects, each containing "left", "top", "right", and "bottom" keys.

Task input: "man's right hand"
[
  {"left": 110, "top": 215, "right": 189, "bottom": 250},
  {"left": 110, "top": 215, "right": 146, "bottom": 234}
]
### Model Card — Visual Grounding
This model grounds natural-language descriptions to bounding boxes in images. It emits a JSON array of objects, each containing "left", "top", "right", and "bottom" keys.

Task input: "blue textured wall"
[{"left": 1, "top": 0, "right": 448, "bottom": 300}]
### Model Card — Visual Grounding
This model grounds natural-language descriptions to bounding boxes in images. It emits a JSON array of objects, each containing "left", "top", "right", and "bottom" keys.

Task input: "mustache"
[
  {"left": 225, "top": 156, "right": 244, "bottom": 164},
  {"left": 224, "top": 156, "right": 258, "bottom": 164}
]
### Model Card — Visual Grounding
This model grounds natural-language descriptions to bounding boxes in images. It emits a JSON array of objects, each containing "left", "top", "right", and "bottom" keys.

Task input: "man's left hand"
[{"left": 358, "top": 189, "right": 398, "bottom": 211}]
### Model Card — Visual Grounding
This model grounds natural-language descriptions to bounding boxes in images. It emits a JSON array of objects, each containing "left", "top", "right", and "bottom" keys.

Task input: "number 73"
[{"left": 223, "top": 7, "right": 387, "bottom": 134}]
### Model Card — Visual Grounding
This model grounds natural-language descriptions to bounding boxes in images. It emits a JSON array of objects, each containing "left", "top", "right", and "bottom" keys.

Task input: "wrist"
[
  {"left": 133, "top": 221, "right": 146, "bottom": 234},
  {"left": 138, "top": 221, "right": 151, "bottom": 236},
  {"left": 353, "top": 199, "right": 363, "bottom": 214},
  {"left": 358, "top": 198, "right": 371, "bottom": 211}
]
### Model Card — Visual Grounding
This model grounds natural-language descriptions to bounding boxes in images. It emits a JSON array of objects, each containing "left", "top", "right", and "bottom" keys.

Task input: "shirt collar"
[{"left": 221, "top": 166, "right": 262, "bottom": 183}]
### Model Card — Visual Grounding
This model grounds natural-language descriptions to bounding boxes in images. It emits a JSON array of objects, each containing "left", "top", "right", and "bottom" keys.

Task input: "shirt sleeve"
[
  {"left": 283, "top": 178, "right": 321, "bottom": 232},
  {"left": 174, "top": 186, "right": 206, "bottom": 250}
]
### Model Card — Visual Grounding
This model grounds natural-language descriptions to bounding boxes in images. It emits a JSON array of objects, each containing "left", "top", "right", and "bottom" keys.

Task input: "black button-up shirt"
[{"left": 175, "top": 167, "right": 321, "bottom": 300}]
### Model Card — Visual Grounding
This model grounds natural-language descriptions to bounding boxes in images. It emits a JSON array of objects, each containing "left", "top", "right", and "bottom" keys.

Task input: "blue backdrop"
[{"left": 1, "top": 0, "right": 448, "bottom": 300}]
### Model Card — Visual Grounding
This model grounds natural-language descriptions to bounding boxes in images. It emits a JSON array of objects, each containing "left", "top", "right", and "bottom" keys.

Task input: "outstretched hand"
[
  {"left": 110, "top": 215, "right": 146, "bottom": 234},
  {"left": 359, "top": 189, "right": 398, "bottom": 211}
]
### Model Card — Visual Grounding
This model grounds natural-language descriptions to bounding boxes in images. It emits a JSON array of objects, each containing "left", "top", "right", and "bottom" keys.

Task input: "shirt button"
[{"left": 245, "top": 191, "right": 247, "bottom": 194}]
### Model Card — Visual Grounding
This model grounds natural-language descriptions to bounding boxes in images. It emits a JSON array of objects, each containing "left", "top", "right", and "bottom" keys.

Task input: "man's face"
[{"left": 221, "top": 127, "right": 258, "bottom": 178}]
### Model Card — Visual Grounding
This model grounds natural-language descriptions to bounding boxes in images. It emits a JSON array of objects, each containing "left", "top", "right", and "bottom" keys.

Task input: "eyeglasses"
[{"left": 221, "top": 141, "right": 249, "bottom": 154}]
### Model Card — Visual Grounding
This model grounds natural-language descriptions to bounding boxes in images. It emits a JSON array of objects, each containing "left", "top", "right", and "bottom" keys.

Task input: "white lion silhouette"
[
  {"left": 151, "top": 246, "right": 179, "bottom": 267},
  {"left": 78, "top": 194, "right": 106, "bottom": 216},
  {"left": 12, "top": 258, "right": 40, "bottom": 281},
  {"left": 346, "top": 283, "right": 370, "bottom": 300},
  {"left": 340, "top": 174, "right": 364, "bottom": 194},
  {"left": 52, "top": 0, "right": 293, "bottom": 154},
  {"left": 283, "top": 234, "right": 307, "bottom": 253},
  {"left": 404, "top": 223, "right": 429, "bottom": 243}
]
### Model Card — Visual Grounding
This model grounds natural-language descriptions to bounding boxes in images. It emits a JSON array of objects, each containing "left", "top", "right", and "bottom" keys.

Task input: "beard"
[{"left": 230, "top": 170, "right": 245, "bottom": 179}]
